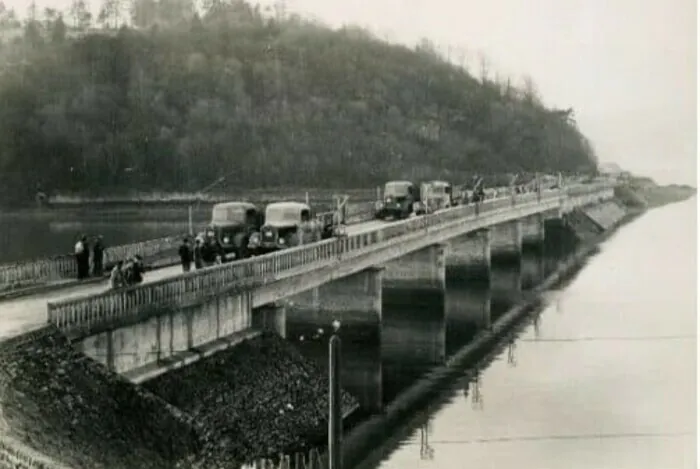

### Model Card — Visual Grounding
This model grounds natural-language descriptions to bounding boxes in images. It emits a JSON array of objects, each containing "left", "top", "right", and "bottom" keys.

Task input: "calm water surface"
[
  {"left": 0, "top": 207, "right": 210, "bottom": 262},
  {"left": 365, "top": 198, "right": 696, "bottom": 469}
]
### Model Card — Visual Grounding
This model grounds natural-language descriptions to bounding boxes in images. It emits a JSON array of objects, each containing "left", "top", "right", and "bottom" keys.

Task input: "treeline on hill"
[{"left": 0, "top": 0, "right": 598, "bottom": 205}]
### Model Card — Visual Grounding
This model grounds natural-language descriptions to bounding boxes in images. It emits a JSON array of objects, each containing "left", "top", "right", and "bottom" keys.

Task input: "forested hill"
[{"left": 0, "top": 0, "right": 599, "bottom": 204}]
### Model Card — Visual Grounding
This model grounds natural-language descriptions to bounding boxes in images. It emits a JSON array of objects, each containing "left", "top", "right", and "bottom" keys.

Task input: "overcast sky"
[{"left": 7, "top": 0, "right": 698, "bottom": 185}]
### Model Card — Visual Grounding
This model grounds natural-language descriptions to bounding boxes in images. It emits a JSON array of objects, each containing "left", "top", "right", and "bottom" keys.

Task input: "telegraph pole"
[{"left": 328, "top": 321, "right": 342, "bottom": 469}]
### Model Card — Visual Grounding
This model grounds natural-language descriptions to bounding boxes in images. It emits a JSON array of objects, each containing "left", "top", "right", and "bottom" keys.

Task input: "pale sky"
[{"left": 6, "top": 0, "right": 698, "bottom": 185}]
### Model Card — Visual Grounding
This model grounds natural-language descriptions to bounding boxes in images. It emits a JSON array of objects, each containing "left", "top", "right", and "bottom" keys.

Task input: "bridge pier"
[
  {"left": 381, "top": 244, "right": 447, "bottom": 369},
  {"left": 490, "top": 220, "right": 522, "bottom": 265},
  {"left": 445, "top": 229, "right": 491, "bottom": 286},
  {"left": 286, "top": 267, "right": 383, "bottom": 327},
  {"left": 521, "top": 214, "right": 545, "bottom": 253},
  {"left": 252, "top": 302, "right": 287, "bottom": 338}
]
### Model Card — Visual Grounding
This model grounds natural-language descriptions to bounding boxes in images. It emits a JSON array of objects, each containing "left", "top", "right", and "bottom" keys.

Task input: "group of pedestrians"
[
  {"left": 73, "top": 235, "right": 105, "bottom": 280},
  {"left": 74, "top": 234, "right": 146, "bottom": 290},
  {"left": 178, "top": 233, "right": 225, "bottom": 273},
  {"left": 109, "top": 255, "right": 145, "bottom": 290}
]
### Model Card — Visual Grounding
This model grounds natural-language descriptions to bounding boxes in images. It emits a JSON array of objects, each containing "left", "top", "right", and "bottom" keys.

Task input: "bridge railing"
[
  {"left": 0, "top": 235, "right": 184, "bottom": 292},
  {"left": 46, "top": 188, "right": 592, "bottom": 335},
  {"left": 0, "top": 199, "right": 380, "bottom": 293}
]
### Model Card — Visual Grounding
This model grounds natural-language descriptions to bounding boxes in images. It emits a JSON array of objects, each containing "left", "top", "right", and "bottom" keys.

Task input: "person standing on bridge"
[
  {"left": 74, "top": 235, "right": 89, "bottom": 280},
  {"left": 193, "top": 237, "right": 204, "bottom": 270},
  {"left": 92, "top": 236, "right": 105, "bottom": 277},
  {"left": 179, "top": 238, "right": 193, "bottom": 272}
]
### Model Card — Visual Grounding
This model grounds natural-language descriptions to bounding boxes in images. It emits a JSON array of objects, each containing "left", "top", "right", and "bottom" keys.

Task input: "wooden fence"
[{"left": 240, "top": 447, "right": 327, "bottom": 469}]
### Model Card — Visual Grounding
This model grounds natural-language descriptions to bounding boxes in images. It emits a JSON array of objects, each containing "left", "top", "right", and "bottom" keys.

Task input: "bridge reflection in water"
[{"left": 280, "top": 236, "right": 560, "bottom": 420}]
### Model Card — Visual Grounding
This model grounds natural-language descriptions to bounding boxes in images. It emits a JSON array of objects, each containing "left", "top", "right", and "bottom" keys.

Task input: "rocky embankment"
[
  {"left": 145, "top": 332, "right": 358, "bottom": 467},
  {"left": 0, "top": 329, "right": 357, "bottom": 468},
  {"left": 0, "top": 326, "right": 200, "bottom": 469},
  {"left": 615, "top": 180, "right": 696, "bottom": 209}
]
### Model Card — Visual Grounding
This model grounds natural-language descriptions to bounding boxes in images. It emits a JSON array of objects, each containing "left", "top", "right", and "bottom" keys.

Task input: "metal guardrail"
[{"left": 46, "top": 182, "right": 615, "bottom": 334}]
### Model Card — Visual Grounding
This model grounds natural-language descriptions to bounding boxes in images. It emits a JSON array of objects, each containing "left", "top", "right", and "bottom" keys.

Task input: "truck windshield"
[
  {"left": 266, "top": 206, "right": 301, "bottom": 224},
  {"left": 211, "top": 206, "right": 248, "bottom": 224},
  {"left": 384, "top": 182, "right": 411, "bottom": 197}
]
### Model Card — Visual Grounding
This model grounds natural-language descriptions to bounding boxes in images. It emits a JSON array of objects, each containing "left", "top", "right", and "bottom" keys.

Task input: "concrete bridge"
[{"left": 0, "top": 182, "right": 610, "bottom": 383}]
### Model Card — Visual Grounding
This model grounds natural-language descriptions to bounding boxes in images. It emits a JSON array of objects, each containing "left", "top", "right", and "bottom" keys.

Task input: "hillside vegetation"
[{"left": 0, "top": 0, "right": 598, "bottom": 205}]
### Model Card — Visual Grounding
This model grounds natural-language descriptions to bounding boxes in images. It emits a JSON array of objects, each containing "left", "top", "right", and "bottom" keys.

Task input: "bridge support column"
[
  {"left": 521, "top": 214, "right": 545, "bottom": 253},
  {"left": 287, "top": 267, "right": 383, "bottom": 327},
  {"left": 252, "top": 302, "right": 287, "bottom": 338},
  {"left": 382, "top": 244, "right": 446, "bottom": 368},
  {"left": 445, "top": 229, "right": 491, "bottom": 286},
  {"left": 490, "top": 220, "right": 522, "bottom": 265}
]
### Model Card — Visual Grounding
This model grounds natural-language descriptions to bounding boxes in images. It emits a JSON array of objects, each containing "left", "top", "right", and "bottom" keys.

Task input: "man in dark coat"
[
  {"left": 178, "top": 238, "right": 193, "bottom": 272},
  {"left": 74, "top": 235, "right": 89, "bottom": 280},
  {"left": 92, "top": 236, "right": 105, "bottom": 277},
  {"left": 193, "top": 238, "right": 204, "bottom": 270}
]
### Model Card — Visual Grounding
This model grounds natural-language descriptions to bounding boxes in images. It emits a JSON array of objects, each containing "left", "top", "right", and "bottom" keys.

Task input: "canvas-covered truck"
[{"left": 374, "top": 180, "right": 421, "bottom": 220}]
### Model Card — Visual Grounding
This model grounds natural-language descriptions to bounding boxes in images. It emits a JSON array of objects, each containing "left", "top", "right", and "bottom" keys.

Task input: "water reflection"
[
  {"left": 285, "top": 312, "right": 383, "bottom": 414},
  {"left": 381, "top": 287, "right": 445, "bottom": 403},
  {"left": 490, "top": 261, "right": 522, "bottom": 321},
  {"left": 419, "top": 423, "right": 434, "bottom": 460},
  {"left": 444, "top": 285, "right": 489, "bottom": 357},
  {"left": 367, "top": 199, "right": 697, "bottom": 469}
]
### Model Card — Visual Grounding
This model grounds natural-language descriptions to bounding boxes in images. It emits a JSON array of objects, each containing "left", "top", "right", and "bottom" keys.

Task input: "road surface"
[{"left": 0, "top": 219, "right": 388, "bottom": 339}]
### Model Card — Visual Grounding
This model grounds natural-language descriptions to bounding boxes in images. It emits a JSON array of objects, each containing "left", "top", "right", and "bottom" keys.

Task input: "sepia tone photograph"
[{"left": 0, "top": 0, "right": 696, "bottom": 468}]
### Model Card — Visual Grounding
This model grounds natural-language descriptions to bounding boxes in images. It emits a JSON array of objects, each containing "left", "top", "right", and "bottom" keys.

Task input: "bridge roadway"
[{"left": 0, "top": 219, "right": 391, "bottom": 339}]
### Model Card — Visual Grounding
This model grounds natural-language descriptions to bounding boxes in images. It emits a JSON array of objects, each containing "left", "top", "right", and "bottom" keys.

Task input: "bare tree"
[
  {"left": 521, "top": 74, "right": 541, "bottom": 104},
  {"left": 478, "top": 51, "right": 490, "bottom": 83},
  {"left": 70, "top": 0, "right": 92, "bottom": 30},
  {"left": 98, "top": 0, "right": 124, "bottom": 29}
]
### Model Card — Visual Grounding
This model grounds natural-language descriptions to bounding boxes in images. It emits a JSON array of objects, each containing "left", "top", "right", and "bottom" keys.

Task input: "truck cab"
[
  {"left": 249, "top": 202, "right": 322, "bottom": 254},
  {"left": 374, "top": 181, "right": 420, "bottom": 220}
]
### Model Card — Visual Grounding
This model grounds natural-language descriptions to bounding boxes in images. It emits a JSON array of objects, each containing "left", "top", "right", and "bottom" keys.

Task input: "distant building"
[{"left": 598, "top": 162, "right": 623, "bottom": 177}]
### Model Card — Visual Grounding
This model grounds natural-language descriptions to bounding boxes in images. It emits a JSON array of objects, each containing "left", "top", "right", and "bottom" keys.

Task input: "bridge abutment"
[
  {"left": 490, "top": 220, "right": 522, "bottom": 265},
  {"left": 79, "top": 291, "right": 254, "bottom": 379},
  {"left": 445, "top": 229, "right": 491, "bottom": 286}
]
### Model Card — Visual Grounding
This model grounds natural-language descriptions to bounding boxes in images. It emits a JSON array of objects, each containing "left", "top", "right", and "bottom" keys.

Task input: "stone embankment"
[
  {"left": 0, "top": 328, "right": 356, "bottom": 468},
  {"left": 0, "top": 326, "right": 200, "bottom": 469},
  {"left": 144, "top": 332, "right": 358, "bottom": 467}
]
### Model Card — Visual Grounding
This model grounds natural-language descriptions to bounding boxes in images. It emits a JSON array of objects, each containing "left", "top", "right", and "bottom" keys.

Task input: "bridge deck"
[{"left": 0, "top": 220, "right": 386, "bottom": 339}]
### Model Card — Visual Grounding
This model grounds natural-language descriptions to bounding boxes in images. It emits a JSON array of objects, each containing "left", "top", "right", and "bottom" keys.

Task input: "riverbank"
[{"left": 0, "top": 330, "right": 357, "bottom": 468}]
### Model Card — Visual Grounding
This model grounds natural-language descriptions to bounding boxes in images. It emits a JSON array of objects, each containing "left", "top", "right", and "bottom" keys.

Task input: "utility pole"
[
  {"left": 188, "top": 176, "right": 225, "bottom": 236},
  {"left": 328, "top": 320, "right": 342, "bottom": 469}
]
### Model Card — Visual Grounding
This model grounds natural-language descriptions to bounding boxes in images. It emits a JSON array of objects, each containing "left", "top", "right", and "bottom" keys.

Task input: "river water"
[{"left": 358, "top": 199, "right": 696, "bottom": 469}]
